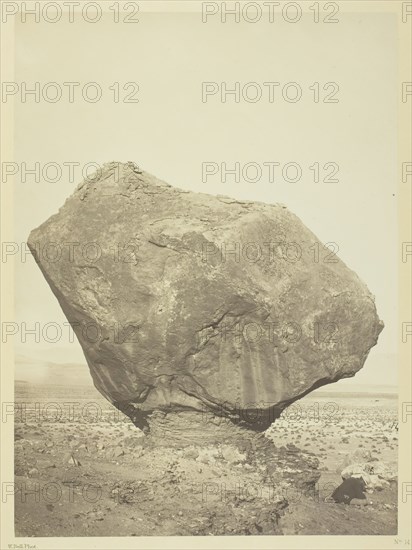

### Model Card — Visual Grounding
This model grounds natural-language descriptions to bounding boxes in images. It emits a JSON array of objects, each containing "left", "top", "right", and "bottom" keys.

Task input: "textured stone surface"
[
  {"left": 28, "top": 161, "right": 383, "bottom": 436},
  {"left": 341, "top": 461, "right": 397, "bottom": 489}
]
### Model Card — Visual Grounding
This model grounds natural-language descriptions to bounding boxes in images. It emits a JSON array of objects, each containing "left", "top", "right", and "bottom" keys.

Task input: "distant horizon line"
[{"left": 15, "top": 378, "right": 398, "bottom": 394}]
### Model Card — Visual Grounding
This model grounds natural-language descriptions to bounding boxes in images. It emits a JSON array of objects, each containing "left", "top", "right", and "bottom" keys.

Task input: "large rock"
[
  {"left": 341, "top": 461, "right": 397, "bottom": 490},
  {"left": 28, "top": 162, "right": 383, "bottom": 440}
]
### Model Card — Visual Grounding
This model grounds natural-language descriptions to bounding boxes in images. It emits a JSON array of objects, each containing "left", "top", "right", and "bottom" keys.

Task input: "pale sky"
[{"left": 12, "top": 9, "right": 398, "bottom": 389}]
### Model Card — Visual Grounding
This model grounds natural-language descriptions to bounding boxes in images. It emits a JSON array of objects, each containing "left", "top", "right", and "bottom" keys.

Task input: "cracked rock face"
[{"left": 28, "top": 162, "right": 383, "bottom": 439}]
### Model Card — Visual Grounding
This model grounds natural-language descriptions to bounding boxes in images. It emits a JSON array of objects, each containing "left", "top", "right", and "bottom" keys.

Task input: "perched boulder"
[{"left": 28, "top": 162, "right": 383, "bottom": 441}]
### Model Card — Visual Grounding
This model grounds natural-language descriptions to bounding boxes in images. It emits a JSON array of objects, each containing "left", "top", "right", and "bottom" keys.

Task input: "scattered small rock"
[
  {"left": 113, "top": 446, "right": 124, "bottom": 458},
  {"left": 66, "top": 454, "right": 81, "bottom": 466},
  {"left": 183, "top": 448, "right": 199, "bottom": 460}
]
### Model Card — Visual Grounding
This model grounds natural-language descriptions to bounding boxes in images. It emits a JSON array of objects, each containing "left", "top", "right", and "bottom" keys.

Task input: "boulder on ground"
[
  {"left": 331, "top": 477, "right": 367, "bottom": 504},
  {"left": 341, "top": 461, "right": 397, "bottom": 490}
]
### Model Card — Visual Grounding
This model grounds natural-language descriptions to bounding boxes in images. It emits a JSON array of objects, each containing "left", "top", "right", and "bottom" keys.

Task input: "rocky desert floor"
[{"left": 13, "top": 381, "right": 398, "bottom": 536}]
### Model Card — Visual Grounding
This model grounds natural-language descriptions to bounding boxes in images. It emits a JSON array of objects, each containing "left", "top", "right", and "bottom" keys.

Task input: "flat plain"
[{"left": 14, "top": 379, "right": 398, "bottom": 536}]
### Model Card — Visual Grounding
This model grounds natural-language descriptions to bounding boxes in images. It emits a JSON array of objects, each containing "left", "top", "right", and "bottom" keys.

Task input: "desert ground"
[{"left": 14, "top": 380, "right": 398, "bottom": 536}]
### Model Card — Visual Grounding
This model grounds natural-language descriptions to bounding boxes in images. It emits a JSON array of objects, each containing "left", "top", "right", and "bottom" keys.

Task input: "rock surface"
[
  {"left": 331, "top": 477, "right": 367, "bottom": 504},
  {"left": 28, "top": 161, "right": 383, "bottom": 438},
  {"left": 341, "top": 461, "right": 397, "bottom": 490}
]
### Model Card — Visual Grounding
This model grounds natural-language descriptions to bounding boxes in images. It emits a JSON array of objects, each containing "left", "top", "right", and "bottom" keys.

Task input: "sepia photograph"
[{"left": 1, "top": 1, "right": 411, "bottom": 548}]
